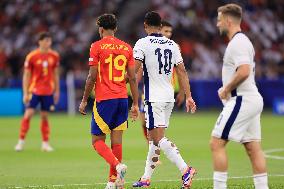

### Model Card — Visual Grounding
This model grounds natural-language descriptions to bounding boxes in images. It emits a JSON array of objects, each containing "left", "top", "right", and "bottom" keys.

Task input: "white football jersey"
[
  {"left": 222, "top": 32, "right": 260, "bottom": 96},
  {"left": 133, "top": 33, "right": 183, "bottom": 102}
]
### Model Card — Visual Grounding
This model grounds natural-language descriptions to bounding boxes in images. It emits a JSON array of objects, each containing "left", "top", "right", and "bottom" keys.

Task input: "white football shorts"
[
  {"left": 212, "top": 95, "right": 263, "bottom": 143},
  {"left": 144, "top": 102, "right": 174, "bottom": 130}
]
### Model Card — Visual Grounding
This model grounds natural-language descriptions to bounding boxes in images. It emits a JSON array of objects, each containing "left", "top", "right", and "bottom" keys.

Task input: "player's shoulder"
[
  {"left": 115, "top": 37, "right": 133, "bottom": 50},
  {"left": 26, "top": 49, "right": 40, "bottom": 59},
  {"left": 48, "top": 49, "right": 60, "bottom": 58},
  {"left": 135, "top": 36, "right": 148, "bottom": 46},
  {"left": 231, "top": 33, "right": 252, "bottom": 47}
]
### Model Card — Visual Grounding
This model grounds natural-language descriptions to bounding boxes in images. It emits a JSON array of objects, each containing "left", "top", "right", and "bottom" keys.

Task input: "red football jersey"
[
  {"left": 89, "top": 36, "right": 135, "bottom": 101},
  {"left": 24, "top": 49, "right": 60, "bottom": 95}
]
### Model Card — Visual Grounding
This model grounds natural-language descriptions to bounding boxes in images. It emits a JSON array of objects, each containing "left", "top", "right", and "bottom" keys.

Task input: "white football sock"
[
  {"left": 213, "top": 171, "right": 227, "bottom": 189},
  {"left": 141, "top": 141, "right": 160, "bottom": 180},
  {"left": 159, "top": 137, "right": 187, "bottom": 174},
  {"left": 254, "top": 173, "right": 269, "bottom": 189}
]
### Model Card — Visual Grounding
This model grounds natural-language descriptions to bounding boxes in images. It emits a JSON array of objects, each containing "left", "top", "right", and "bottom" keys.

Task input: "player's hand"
[
  {"left": 218, "top": 87, "right": 230, "bottom": 101},
  {"left": 185, "top": 97, "right": 196, "bottom": 113},
  {"left": 175, "top": 91, "right": 185, "bottom": 107},
  {"left": 79, "top": 100, "right": 87, "bottom": 115},
  {"left": 54, "top": 91, "right": 60, "bottom": 104},
  {"left": 130, "top": 104, "right": 139, "bottom": 121},
  {"left": 23, "top": 93, "right": 30, "bottom": 105}
]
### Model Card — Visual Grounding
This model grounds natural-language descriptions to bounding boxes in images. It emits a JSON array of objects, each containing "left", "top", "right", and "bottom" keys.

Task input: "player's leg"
[
  {"left": 40, "top": 95, "right": 55, "bottom": 152},
  {"left": 40, "top": 111, "right": 54, "bottom": 152},
  {"left": 210, "top": 137, "right": 229, "bottom": 189},
  {"left": 109, "top": 130, "right": 123, "bottom": 182},
  {"left": 92, "top": 133, "right": 120, "bottom": 170},
  {"left": 244, "top": 141, "right": 268, "bottom": 189},
  {"left": 15, "top": 108, "right": 35, "bottom": 151},
  {"left": 91, "top": 99, "right": 121, "bottom": 169},
  {"left": 15, "top": 94, "right": 38, "bottom": 151},
  {"left": 109, "top": 130, "right": 127, "bottom": 189},
  {"left": 242, "top": 111, "right": 268, "bottom": 189},
  {"left": 211, "top": 96, "right": 245, "bottom": 189}
]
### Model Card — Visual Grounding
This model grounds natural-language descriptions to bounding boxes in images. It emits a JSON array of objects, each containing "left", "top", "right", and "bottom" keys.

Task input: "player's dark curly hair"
[
  {"left": 144, "top": 11, "right": 161, "bottom": 27},
  {"left": 97, "top": 14, "right": 117, "bottom": 30},
  {"left": 37, "top": 32, "right": 51, "bottom": 41}
]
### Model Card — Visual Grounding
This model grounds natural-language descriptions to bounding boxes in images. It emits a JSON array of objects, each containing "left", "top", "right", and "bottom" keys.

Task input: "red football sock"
[
  {"left": 109, "top": 144, "right": 122, "bottom": 181},
  {"left": 19, "top": 118, "right": 30, "bottom": 140},
  {"left": 93, "top": 140, "right": 120, "bottom": 169},
  {"left": 41, "top": 119, "right": 50, "bottom": 142}
]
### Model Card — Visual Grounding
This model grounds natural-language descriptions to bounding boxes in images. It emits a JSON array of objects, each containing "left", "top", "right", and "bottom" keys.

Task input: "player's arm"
[
  {"left": 219, "top": 64, "right": 250, "bottom": 100},
  {"left": 135, "top": 59, "right": 142, "bottom": 74},
  {"left": 53, "top": 67, "right": 60, "bottom": 104},
  {"left": 175, "top": 63, "right": 196, "bottom": 113},
  {"left": 127, "top": 64, "right": 139, "bottom": 121},
  {"left": 136, "top": 66, "right": 143, "bottom": 83},
  {"left": 175, "top": 73, "right": 185, "bottom": 107},
  {"left": 79, "top": 65, "right": 98, "bottom": 115},
  {"left": 22, "top": 68, "right": 31, "bottom": 104}
]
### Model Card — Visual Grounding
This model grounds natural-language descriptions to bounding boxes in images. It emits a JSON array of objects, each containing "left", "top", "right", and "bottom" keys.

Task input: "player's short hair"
[
  {"left": 37, "top": 32, "right": 51, "bottom": 41},
  {"left": 96, "top": 14, "right": 117, "bottom": 30},
  {"left": 161, "top": 20, "right": 172, "bottom": 28},
  {"left": 218, "top": 3, "right": 242, "bottom": 21},
  {"left": 144, "top": 11, "right": 161, "bottom": 27}
]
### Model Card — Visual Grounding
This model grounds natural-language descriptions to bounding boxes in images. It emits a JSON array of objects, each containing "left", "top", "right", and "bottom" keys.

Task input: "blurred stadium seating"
[{"left": 0, "top": 0, "right": 284, "bottom": 113}]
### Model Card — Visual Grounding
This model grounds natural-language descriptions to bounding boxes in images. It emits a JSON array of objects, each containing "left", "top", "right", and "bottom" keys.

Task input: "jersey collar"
[
  {"left": 149, "top": 33, "right": 163, "bottom": 37},
  {"left": 231, "top": 31, "right": 242, "bottom": 40}
]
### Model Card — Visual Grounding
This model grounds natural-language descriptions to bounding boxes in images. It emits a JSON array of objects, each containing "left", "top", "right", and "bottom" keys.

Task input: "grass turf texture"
[{"left": 0, "top": 111, "right": 283, "bottom": 188}]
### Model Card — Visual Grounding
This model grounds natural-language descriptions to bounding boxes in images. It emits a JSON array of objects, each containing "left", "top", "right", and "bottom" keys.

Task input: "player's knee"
[
  {"left": 40, "top": 113, "right": 48, "bottom": 120},
  {"left": 210, "top": 138, "right": 222, "bottom": 152},
  {"left": 24, "top": 109, "right": 34, "bottom": 119},
  {"left": 244, "top": 142, "right": 260, "bottom": 157}
]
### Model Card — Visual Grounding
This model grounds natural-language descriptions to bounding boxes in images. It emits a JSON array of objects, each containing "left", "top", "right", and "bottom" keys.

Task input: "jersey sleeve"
[
  {"left": 127, "top": 46, "right": 135, "bottom": 67},
  {"left": 173, "top": 42, "right": 183, "bottom": 66},
  {"left": 24, "top": 53, "right": 33, "bottom": 70},
  {"left": 231, "top": 39, "right": 252, "bottom": 67},
  {"left": 89, "top": 43, "right": 100, "bottom": 66},
  {"left": 133, "top": 39, "right": 145, "bottom": 61},
  {"left": 54, "top": 52, "right": 60, "bottom": 67}
]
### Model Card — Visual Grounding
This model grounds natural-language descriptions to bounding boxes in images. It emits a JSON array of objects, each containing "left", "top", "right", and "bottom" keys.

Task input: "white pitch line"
[
  {"left": 7, "top": 174, "right": 284, "bottom": 189},
  {"left": 264, "top": 148, "right": 284, "bottom": 160}
]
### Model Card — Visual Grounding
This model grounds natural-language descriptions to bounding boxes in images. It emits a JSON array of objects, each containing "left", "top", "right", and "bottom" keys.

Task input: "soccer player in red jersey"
[
  {"left": 15, "top": 32, "right": 60, "bottom": 152},
  {"left": 78, "top": 14, "right": 139, "bottom": 189}
]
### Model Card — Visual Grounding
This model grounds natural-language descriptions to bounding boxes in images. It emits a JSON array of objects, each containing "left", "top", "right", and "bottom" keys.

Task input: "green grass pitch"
[{"left": 0, "top": 111, "right": 283, "bottom": 189}]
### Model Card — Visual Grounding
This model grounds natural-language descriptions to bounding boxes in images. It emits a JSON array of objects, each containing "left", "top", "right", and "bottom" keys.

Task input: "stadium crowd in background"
[{"left": 0, "top": 0, "right": 284, "bottom": 88}]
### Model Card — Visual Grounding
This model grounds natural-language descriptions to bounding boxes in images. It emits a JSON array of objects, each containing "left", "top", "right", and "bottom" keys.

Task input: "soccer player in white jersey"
[
  {"left": 132, "top": 11, "right": 197, "bottom": 189},
  {"left": 210, "top": 4, "right": 269, "bottom": 189}
]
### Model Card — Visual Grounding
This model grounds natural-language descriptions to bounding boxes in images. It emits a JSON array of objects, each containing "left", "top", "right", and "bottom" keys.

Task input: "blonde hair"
[{"left": 218, "top": 3, "right": 242, "bottom": 21}]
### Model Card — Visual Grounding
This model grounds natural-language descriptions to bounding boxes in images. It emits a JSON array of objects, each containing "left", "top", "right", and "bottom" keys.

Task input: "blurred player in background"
[
  {"left": 78, "top": 14, "right": 139, "bottom": 189},
  {"left": 138, "top": 20, "right": 185, "bottom": 142},
  {"left": 15, "top": 32, "right": 60, "bottom": 152},
  {"left": 132, "top": 11, "right": 196, "bottom": 189},
  {"left": 210, "top": 4, "right": 269, "bottom": 189}
]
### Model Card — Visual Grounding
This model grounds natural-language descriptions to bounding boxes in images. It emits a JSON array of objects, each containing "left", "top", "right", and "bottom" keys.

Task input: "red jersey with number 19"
[{"left": 89, "top": 36, "right": 135, "bottom": 102}]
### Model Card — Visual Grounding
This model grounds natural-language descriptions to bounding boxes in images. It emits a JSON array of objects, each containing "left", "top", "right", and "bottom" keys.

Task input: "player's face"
[
  {"left": 161, "top": 26, "right": 173, "bottom": 39},
  {"left": 217, "top": 12, "right": 229, "bottom": 36},
  {"left": 39, "top": 37, "right": 52, "bottom": 49}
]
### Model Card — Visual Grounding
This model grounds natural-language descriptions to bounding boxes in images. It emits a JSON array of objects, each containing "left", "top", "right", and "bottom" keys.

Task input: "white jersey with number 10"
[{"left": 133, "top": 34, "right": 183, "bottom": 102}]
